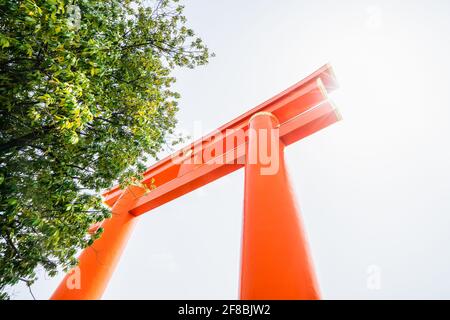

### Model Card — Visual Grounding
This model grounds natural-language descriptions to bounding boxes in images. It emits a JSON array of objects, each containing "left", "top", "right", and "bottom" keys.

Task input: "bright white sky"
[{"left": 11, "top": 0, "right": 450, "bottom": 299}]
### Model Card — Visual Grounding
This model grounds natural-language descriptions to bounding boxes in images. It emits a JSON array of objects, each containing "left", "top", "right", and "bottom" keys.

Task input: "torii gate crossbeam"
[{"left": 51, "top": 64, "right": 341, "bottom": 300}]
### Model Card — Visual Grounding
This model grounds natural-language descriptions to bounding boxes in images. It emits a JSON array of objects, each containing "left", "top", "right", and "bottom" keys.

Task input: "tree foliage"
[{"left": 0, "top": 0, "right": 211, "bottom": 299}]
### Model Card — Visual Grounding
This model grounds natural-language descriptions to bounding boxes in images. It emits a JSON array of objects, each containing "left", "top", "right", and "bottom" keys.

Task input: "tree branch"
[{"left": 0, "top": 127, "right": 52, "bottom": 153}]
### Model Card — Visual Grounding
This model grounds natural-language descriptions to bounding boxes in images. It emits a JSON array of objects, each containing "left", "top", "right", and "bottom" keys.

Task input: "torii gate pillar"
[
  {"left": 240, "top": 112, "right": 319, "bottom": 300},
  {"left": 50, "top": 186, "right": 145, "bottom": 300}
]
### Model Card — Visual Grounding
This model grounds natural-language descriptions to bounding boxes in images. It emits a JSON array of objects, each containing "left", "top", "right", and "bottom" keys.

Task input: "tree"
[{"left": 0, "top": 0, "right": 211, "bottom": 299}]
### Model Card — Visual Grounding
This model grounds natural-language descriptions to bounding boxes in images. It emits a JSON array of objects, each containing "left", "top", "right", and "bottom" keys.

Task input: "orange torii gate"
[{"left": 51, "top": 64, "right": 341, "bottom": 300}]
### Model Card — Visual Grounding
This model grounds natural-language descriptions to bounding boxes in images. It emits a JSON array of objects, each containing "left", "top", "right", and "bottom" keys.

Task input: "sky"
[{"left": 10, "top": 0, "right": 450, "bottom": 299}]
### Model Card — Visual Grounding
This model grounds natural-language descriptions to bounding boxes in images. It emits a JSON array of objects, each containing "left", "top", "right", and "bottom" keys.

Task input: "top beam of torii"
[{"left": 102, "top": 64, "right": 340, "bottom": 215}]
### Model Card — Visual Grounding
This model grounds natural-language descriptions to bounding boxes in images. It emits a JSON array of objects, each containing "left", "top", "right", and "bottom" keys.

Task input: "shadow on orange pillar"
[
  {"left": 240, "top": 112, "right": 320, "bottom": 300},
  {"left": 51, "top": 185, "right": 145, "bottom": 300}
]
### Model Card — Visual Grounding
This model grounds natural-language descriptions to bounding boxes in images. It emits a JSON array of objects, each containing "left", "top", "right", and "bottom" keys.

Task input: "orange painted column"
[
  {"left": 239, "top": 112, "right": 320, "bottom": 300},
  {"left": 51, "top": 185, "right": 145, "bottom": 300}
]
